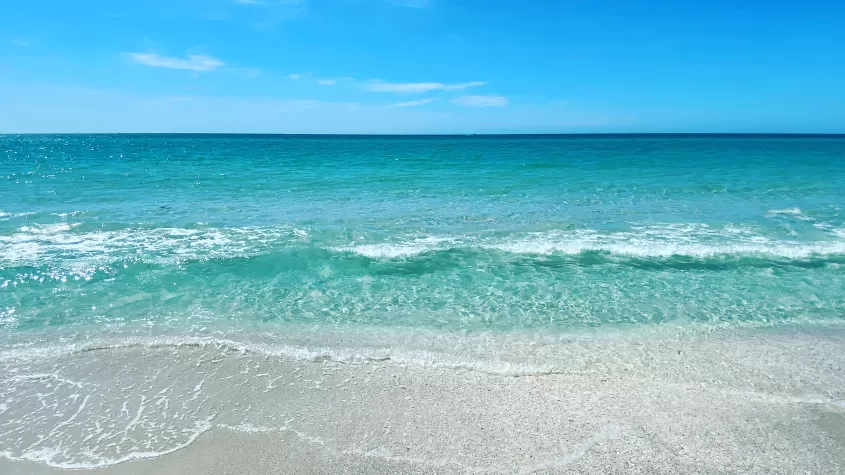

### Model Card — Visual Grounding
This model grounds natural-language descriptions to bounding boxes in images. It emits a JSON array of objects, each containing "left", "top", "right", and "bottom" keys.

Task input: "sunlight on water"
[{"left": 2, "top": 134, "right": 845, "bottom": 468}]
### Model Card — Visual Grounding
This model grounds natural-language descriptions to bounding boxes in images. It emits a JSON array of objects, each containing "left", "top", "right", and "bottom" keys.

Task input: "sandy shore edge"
[{"left": 3, "top": 327, "right": 845, "bottom": 474}]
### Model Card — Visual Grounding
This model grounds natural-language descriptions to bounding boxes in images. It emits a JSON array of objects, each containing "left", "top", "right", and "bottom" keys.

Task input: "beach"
[
  {"left": 3, "top": 324, "right": 844, "bottom": 474},
  {"left": 2, "top": 134, "right": 845, "bottom": 473}
]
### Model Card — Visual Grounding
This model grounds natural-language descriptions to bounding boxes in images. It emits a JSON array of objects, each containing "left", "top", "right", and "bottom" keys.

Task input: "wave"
[
  {"left": 768, "top": 207, "right": 804, "bottom": 216},
  {"left": 16, "top": 223, "right": 80, "bottom": 234},
  {"left": 485, "top": 236, "right": 845, "bottom": 260},
  {"left": 4, "top": 223, "right": 845, "bottom": 277},
  {"left": 766, "top": 207, "right": 816, "bottom": 222},
  {"left": 332, "top": 236, "right": 457, "bottom": 259},
  {"left": 0, "top": 210, "right": 87, "bottom": 220},
  {"left": 1, "top": 336, "right": 555, "bottom": 377},
  {"left": 337, "top": 226, "right": 845, "bottom": 262},
  {"left": 0, "top": 210, "right": 37, "bottom": 220},
  {"left": 6, "top": 315, "right": 845, "bottom": 373},
  {"left": 0, "top": 224, "right": 311, "bottom": 270}
]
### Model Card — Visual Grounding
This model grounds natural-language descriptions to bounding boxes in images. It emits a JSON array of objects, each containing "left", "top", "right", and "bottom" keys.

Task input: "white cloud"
[
  {"left": 451, "top": 95, "right": 508, "bottom": 107},
  {"left": 366, "top": 80, "right": 485, "bottom": 93},
  {"left": 12, "top": 40, "right": 31, "bottom": 47},
  {"left": 317, "top": 79, "right": 337, "bottom": 85},
  {"left": 127, "top": 53, "right": 224, "bottom": 72},
  {"left": 289, "top": 73, "right": 302, "bottom": 80},
  {"left": 390, "top": 98, "right": 439, "bottom": 108},
  {"left": 1, "top": 84, "right": 637, "bottom": 134}
]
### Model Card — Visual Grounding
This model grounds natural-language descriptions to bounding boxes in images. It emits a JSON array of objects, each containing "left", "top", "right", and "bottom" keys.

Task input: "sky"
[{"left": 1, "top": 0, "right": 844, "bottom": 134}]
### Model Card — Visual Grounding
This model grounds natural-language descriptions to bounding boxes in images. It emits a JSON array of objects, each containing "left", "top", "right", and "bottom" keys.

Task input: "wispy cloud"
[
  {"left": 317, "top": 79, "right": 337, "bottom": 85},
  {"left": 127, "top": 53, "right": 224, "bottom": 72},
  {"left": 366, "top": 81, "right": 485, "bottom": 93},
  {"left": 289, "top": 73, "right": 302, "bottom": 80},
  {"left": 11, "top": 40, "right": 31, "bottom": 47},
  {"left": 1, "top": 84, "right": 635, "bottom": 134},
  {"left": 390, "top": 98, "right": 439, "bottom": 108},
  {"left": 451, "top": 95, "right": 508, "bottom": 107},
  {"left": 385, "top": 0, "right": 433, "bottom": 8}
]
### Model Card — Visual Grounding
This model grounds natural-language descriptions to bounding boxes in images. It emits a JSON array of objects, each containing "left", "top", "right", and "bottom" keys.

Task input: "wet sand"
[{"left": 2, "top": 326, "right": 845, "bottom": 474}]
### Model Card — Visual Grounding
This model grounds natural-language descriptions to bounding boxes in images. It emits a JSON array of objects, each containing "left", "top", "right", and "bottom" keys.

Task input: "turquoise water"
[
  {"left": 3, "top": 134, "right": 845, "bottom": 469},
  {"left": 2, "top": 134, "right": 845, "bottom": 336}
]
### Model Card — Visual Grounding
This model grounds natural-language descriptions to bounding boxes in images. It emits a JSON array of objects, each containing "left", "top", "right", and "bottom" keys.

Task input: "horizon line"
[{"left": 2, "top": 132, "right": 845, "bottom": 137}]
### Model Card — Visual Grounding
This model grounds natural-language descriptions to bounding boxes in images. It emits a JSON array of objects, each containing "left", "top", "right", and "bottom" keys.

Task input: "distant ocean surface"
[{"left": 2, "top": 134, "right": 845, "bottom": 468}]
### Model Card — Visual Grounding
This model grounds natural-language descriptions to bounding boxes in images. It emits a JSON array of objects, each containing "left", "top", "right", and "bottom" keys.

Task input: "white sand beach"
[{"left": 2, "top": 325, "right": 844, "bottom": 474}]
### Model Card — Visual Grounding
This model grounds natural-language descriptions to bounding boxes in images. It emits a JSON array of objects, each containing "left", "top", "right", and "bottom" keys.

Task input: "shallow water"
[{"left": 2, "top": 134, "right": 845, "bottom": 469}]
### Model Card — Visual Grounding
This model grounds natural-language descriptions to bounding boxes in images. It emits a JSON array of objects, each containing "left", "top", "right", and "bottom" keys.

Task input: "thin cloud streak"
[
  {"left": 317, "top": 79, "right": 337, "bottom": 85},
  {"left": 0, "top": 85, "right": 636, "bottom": 134},
  {"left": 390, "top": 98, "right": 439, "bottom": 108},
  {"left": 367, "top": 81, "right": 485, "bottom": 93},
  {"left": 127, "top": 53, "right": 224, "bottom": 72},
  {"left": 451, "top": 95, "right": 508, "bottom": 107}
]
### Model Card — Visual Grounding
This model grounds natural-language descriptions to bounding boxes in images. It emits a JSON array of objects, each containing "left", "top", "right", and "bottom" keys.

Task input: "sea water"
[{"left": 2, "top": 134, "right": 845, "bottom": 468}]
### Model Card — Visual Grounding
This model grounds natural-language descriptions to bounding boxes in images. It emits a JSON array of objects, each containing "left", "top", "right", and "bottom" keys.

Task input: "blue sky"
[{"left": 1, "top": 0, "right": 844, "bottom": 133}]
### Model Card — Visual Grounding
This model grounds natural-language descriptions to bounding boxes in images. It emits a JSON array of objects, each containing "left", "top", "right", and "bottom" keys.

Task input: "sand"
[{"left": 2, "top": 325, "right": 845, "bottom": 474}]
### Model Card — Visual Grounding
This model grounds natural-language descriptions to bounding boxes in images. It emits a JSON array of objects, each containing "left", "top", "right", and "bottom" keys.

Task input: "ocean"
[{"left": 2, "top": 134, "right": 845, "bottom": 471}]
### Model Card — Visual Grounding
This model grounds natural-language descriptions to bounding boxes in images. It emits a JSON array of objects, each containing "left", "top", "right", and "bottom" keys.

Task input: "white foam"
[
  {"left": 334, "top": 236, "right": 455, "bottom": 258},
  {"left": 0, "top": 307, "right": 17, "bottom": 327},
  {"left": 17, "top": 223, "right": 78, "bottom": 234},
  {"left": 0, "top": 210, "right": 36, "bottom": 220},
  {"left": 3, "top": 222, "right": 844, "bottom": 274},
  {"left": 0, "top": 417, "right": 216, "bottom": 470},
  {"left": 337, "top": 225, "right": 845, "bottom": 260},
  {"left": 488, "top": 231, "right": 845, "bottom": 259},
  {"left": 767, "top": 207, "right": 816, "bottom": 222},
  {"left": 0, "top": 225, "right": 310, "bottom": 269},
  {"left": 5, "top": 315, "right": 845, "bottom": 375},
  {"left": 55, "top": 211, "right": 86, "bottom": 218},
  {"left": 768, "top": 207, "right": 803, "bottom": 215}
]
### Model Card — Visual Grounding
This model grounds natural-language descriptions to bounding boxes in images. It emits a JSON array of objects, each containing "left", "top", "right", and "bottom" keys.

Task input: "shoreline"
[{"left": 2, "top": 325, "right": 844, "bottom": 474}]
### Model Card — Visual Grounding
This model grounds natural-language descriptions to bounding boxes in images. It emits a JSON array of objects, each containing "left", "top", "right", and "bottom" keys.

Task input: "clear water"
[
  {"left": 2, "top": 134, "right": 845, "bottom": 335},
  {"left": 3, "top": 134, "right": 845, "bottom": 469}
]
